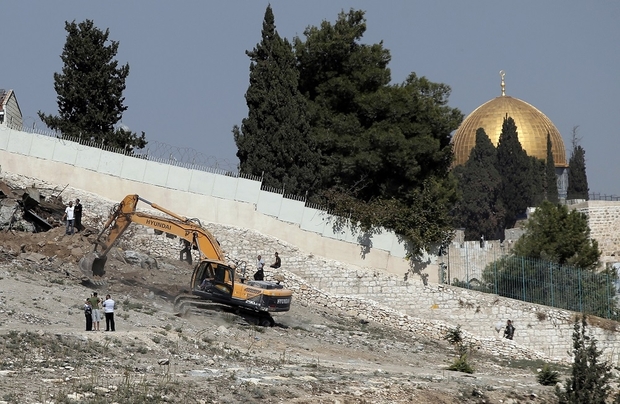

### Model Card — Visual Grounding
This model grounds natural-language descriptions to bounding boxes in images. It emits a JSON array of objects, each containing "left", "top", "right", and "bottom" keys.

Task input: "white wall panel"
[
  {"left": 300, "top": 207, "right": 327, "bottom": 234},
  {"left": 0, "top": 128, "right": 10, "bottom": 149},
  {"left": 188, "top": 170, "right": 215, "bottom": 196},
  {"left": 29, "top": 134, "right": 56, "bottom": 160},
  {"left": 97, "top": 150, "right": 124, "bottom": 177},
  {"left": 120, "top": 156, "right": 148, "bottom": 182},
  {"left": 75, "top": 146, "right": 103, "bottom": 171},
  {"left": 51, "top": 140, "right": 79, "bottom": 165},
  {"left": 165, "top": 165, "right": 192, "bottom": 191},
  {"left": 6, "top": 130, "right": 33, "bottom": 155},
  {"left": 257, "top": 190, "right": 282, "bottom": 217},
  {"left": 142, "top": 161, "right": 170, "bottom": 187},
  {"left": 235, "top": 177, "right": 261, "bottom": 203},
  {"left": 278, "top": 198, "right": 305, "bottom": 224},
  {"left": 212, "top": 175, "right": 237, "bottom": 200},
  {"left": 367, "top": 229, "right": 396, "bottom": 251}
]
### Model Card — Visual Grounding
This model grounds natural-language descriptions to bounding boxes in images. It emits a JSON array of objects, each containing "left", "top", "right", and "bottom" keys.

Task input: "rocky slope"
[{"left": 0, "top": 173, "right": 563, "bottom": 403}]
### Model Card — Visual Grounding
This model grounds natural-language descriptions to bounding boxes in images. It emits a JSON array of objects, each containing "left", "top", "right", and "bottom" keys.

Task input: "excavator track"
[{"left": 173, "top": 293, "right": 275, "bottom": 327}]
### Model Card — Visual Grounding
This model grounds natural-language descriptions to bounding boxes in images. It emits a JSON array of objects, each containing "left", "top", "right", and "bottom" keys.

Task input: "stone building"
[{"left": 451, "top": 71, "right": 568, "bottom": 198}]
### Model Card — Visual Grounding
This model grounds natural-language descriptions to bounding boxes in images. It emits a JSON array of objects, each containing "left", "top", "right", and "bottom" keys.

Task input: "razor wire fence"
[{"left": 442, "top": 244, "right": 620, "bottom": 320}]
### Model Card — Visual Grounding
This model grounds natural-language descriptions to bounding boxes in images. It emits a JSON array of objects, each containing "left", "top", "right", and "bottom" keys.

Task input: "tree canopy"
[
  {"left": 235, "top": 8, "right": 463, "bottom": 254},
  {"left": 544, "top": 133, "right": 559, "bottom": 204},
  {"left": 513, "top": 200, "right": 600, "bottom": 270},
  {"left": 567, "top": 127, "right": 589, "bottom": 200},
  {"left": 38, "top": 19, "right": 146, "bottom": 152}
]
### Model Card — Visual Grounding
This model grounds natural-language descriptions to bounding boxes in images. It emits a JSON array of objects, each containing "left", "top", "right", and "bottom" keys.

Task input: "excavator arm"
[{"left": 80, "top": 194, "right": 224, "bottom": 277}]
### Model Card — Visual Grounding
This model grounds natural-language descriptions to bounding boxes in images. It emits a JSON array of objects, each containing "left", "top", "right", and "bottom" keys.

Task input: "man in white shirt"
[
  {"left": 102, "top": 294, "right": 116, "bottom": 331},
  {"left": 254, "top": 255, "right": 265, "bottom": 281},
  {"left": 61, "top": 200, "right": 75, "bottom": 235}
]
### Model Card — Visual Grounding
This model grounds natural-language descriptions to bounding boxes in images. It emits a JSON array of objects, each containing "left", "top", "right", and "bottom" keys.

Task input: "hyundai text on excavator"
[{"left": 79, "top": 194, "right": 292, "bottom": 326}]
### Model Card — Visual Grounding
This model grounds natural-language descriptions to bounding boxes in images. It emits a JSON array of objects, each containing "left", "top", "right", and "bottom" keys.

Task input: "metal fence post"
[
  {"left": 465, "top": 244, "right": 470, "bottom": 289},
  {"left": 494, "top": 248, "right": 498, "bottom": 295},
  {"left": 607, "top": 270, "right": 611, "bottom": 319},
  {"left": 578, "top": 268, "right": 583, "bottom": 313},
  {"left": 549, "top": 264, "right": 554, "bottom": 308},
  {"left": 522, "top": 256, "right": 526, "bottom": 302}
]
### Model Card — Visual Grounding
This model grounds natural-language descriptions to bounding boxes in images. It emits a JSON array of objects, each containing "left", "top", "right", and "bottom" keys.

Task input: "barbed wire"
[{"left": 9, "top": 122, "right": 240, "bottom": 175}]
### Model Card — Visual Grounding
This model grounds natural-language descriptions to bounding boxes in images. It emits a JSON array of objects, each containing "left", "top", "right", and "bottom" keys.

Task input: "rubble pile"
[{"left": 0, "top": 180, "right": 69, "bottom": 232}]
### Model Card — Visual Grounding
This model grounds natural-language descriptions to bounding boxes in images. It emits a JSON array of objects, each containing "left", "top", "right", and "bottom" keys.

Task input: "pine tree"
[
  {"left": 454, "top": 128, "right": 504, "bottom": 240},
  {"left": 545, "top": 133, "right": 559, "bottom": 203},
  {"left": 38, "top": 20, "right": 146, "bottom": 152},
  {"left": 292, "top": 9, "right": 462, "bottom": 253},
  {"left": 233, "top": 5, "right": 319, "bottom": 195},
  {"left": 567, "top": 127, "right": 589, "bottom": 200},
  {"left": 556, "top": 315, "right": 613, "bottom": 403},
  {"left": 496, "top": 116, "right": 531, "bottom": 229}
]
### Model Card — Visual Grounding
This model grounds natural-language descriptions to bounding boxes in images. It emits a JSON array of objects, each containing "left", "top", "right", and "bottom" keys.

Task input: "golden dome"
[{"left": 452, "top": 77, "right": 567, "bottom": 168}]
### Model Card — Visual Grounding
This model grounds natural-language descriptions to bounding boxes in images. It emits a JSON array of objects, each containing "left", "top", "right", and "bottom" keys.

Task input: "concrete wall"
[{"left": 0, "top": 126, "right": 416, "bottom": 277}]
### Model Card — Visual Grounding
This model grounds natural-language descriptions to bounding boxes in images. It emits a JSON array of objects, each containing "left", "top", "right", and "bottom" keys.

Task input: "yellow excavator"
[{"left": 79, "top": 194, "right": 292, "bottom": 326}]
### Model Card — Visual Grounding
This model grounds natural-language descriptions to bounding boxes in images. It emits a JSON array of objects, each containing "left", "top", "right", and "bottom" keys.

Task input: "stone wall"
[{"left": 571, "top": 201, "right": 620, "bottom": 267}]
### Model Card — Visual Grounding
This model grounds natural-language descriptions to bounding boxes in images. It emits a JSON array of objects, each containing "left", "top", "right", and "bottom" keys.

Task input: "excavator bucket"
[{"left": 79, "top": 252, "right": 107, "bottom": 278}]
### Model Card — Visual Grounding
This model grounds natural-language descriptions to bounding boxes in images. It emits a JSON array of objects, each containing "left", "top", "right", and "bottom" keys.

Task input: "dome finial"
[{"left": 499, "top": 70, "right": 506, "bottom": 96}]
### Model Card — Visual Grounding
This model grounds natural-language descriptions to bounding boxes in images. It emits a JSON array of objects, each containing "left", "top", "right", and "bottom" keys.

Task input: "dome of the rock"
[{"left": 452, "top": 74, "right": 567, "bottom": 168}]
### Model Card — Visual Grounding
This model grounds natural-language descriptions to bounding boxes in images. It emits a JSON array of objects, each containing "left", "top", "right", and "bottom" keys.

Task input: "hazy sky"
[{"left": 4, "top": 1, "right": 619, "bottom": 195}]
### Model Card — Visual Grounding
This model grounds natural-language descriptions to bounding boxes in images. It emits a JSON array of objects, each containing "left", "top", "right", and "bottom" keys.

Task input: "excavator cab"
[{"left": 191, "top": 260, "right": 234, "bottom": 302}]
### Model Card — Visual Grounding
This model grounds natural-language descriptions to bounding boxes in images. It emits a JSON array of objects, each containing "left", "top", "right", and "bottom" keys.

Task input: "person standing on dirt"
[
  {"left": 88, "top": 292, "right": 102, "bottom": 331},
  {"left": 61, "top": 200, "right": 75, "bottom": 235},
  {"left": 270, "top": 252, "right": 281, "bottom": 269},
  {"left": 103, "top": 294, "right": 116, "bottom": 331},
  {"left": 84, "top": 299, "right": 93, "bottom": 331},
  {"left": 74, "top": 199, "right": 83, "bottom": 232}
]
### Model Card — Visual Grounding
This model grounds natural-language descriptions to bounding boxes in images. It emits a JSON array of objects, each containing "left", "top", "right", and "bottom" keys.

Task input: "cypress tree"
[
  {"left": 454, "top": 128, "right": 504, "bottom": 240},
  {"left": 567, "top": 127, "right": 589, "bottom": 200},
  {"left": 528, "top": 156, "right": 546, "bottom": 207},
  {"left": 38, "top": 19, "right": 146, "bottom": 152},
  {"left": 233, "top": 5, "right": 319, "bottom": 194},
  {"left": 544, "top": 133, "right": 559, "bottom": 203},
  {"left": 496, "top": 116, "right": 531, "bottom": 229}
]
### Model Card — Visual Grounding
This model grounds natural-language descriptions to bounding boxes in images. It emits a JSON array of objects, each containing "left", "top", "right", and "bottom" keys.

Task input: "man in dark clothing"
[
  {"left": 270, "top": 252, "right": 281, "bottom": 268},
  {"left": 74, "top": 199, "right": 83, "bottom": 232},
  {"left": 503, "top": 320, "right": 515, "bottom": 340}
]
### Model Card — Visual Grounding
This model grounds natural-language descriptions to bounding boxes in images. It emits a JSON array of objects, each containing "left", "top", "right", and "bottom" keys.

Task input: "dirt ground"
[
  {"left": 0, "top": 168, "right": 565, "bottom": 404},
  {"left": 0, "top": 223, "right": 567, "bottom": 404}
]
